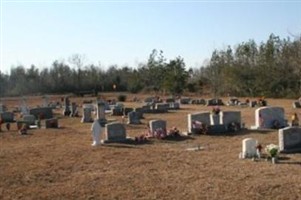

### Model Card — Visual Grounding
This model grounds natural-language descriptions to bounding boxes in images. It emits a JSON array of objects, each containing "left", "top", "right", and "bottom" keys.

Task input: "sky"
[{"left": 1, "top": 0, "right": 301, "bottom": 74}]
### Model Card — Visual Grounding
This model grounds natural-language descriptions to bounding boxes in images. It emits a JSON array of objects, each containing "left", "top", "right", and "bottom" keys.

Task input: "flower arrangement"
[
  {"left": 212, "top": 106, "right": 221, "bottom": 115},
  {"left": 265, "top": 144, "right": 279, "bottom": 158}
]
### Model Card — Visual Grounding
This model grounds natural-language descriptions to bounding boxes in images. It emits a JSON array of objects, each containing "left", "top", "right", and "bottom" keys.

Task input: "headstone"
[
  {"left": 144, "top": 97, "right": 155, "bottom": 103},
  {"left": 127, "top": 111, "right": 141, "bottom": 124},
  {"left": 81, "top": 105, "right": 93, "bottom": 123},
  {"left": 252, "top": 106, "right": 287, "bottom": 129},
  {"left": 242, "top": 138, "right": 258, "bottom": 158},
  {"left": 111, "top": 107, "right": 123, "bottom": 116},
  {"left": 293, "top": 101, "right": 301, "bottom": 108},
  {"left": 249, "top": 101, "right": 257, "bottom": 107},
  {"left": 206, "top": 99, "right": 224, "bottom": 106},
  {"left": 0, "top": 112, "right": 15, "bottom": 122},
  {"left": 155, "top": 103, "right": 168, "bottom": 112},
  {"left": 168, "top": 102, "right": 180, "bottom": 110},
  {"left": 22, "top": 114, "right": 36, "bottom": 125},
  {"left": 0, "top": 104, "right": 7, "bottom": 113},
  {"left": 134, "top": 107, "right": 144, "bottom": 119},
  {"left": 188, "top": 112, "right": 211, "bottom": 134},
  {"left": 42, "top": 95, "right": 49, "bottom": 107},
  {"left": 70, "top": 102, "right": 78, "bottom": 117},
  {"left": 279, "top": 127, "right": 301, "bottom": 153},
  {"left": 20, "top": 97, "right": 29, "bottom": 115},
  {"left": 165, "top": 98, "right": 175, "bottom": 103},
  {"left": 63, "top": 96, "right": 71, "bottom": 116},
  {"left": 95, "top": 102, "right": 106, "bottom": 125},
  {"left": 91, "top": 120, "right": 102, "bottom": 146},
  {"left": 149, "top": 120, "right": 167, "bottom": 133},
  {"left": 103, "top": 122, "right": 128, "bottom": 143},
  {"left": 221, "top": 111, "right": 241, "bottom": 128},
  {"left": 123, "top": 107, "right": 134, "bottom": 116},
  {"left": 45, "top": 118, "right": 59, "bottom": 128},
  {"left": 210, "top": 113, "right": 222, "bottom": 125},
  {"left": 180, "top": 97, "right": 191, "bottom": 104},
  {"left": 30, "top": 107, "right": 53, "bottom": 119}
]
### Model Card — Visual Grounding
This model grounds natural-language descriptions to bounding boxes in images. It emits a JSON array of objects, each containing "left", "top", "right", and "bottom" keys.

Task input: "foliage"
[
  {"left": 0, "top": 33, "right": 301, "bottom": 97},
  {"left": 265, "top": 144, "right": 279, "bottom": 158}
]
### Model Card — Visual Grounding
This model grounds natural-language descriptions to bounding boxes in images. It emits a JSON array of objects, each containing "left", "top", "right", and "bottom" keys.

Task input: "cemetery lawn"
[{"left": 1, "top": 94, "right": 301, "bottom": 200}]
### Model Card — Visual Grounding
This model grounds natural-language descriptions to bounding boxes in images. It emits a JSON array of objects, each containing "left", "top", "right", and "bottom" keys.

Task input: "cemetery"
[{"left": 1, "top": 94, "right": 301, "bottom": 199}]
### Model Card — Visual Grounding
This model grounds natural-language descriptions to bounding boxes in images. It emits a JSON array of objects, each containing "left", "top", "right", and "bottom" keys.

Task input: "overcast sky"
[{"left": 1, "top": 0, "right": 301, "bottom": 73}]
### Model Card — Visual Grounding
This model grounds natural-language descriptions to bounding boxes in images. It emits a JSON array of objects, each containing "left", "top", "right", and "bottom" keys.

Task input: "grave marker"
[
  {"left": 279, "top": 127, "right": 301, "bottom": 153},
  {"left": 242, "top": 138, "right": 258, "bottom": 158}
]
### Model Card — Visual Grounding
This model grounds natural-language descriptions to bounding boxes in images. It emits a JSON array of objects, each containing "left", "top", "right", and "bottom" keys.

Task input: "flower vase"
[{"left": 271, "top": 157, "right": 277, "bottom": 164}]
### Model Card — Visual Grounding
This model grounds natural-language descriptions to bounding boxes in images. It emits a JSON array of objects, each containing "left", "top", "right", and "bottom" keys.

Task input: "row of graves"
[
  {"left": 240, "top": 125, "right": 301, "bottom": 164},
  {"left": 187, "top": 106, "right": 289, "bottom": 135},
  {"left": 89, "top": 104, "right": 301, "bottom": 165},
  {"left": 90, "top": 119, "right": 182, "bottom": 146},
  {"left": 172, "top": 96, "right": 268, "bottom": 108},
  {"left": 0, "top": 96, "right": 60, "bottom": 134}
]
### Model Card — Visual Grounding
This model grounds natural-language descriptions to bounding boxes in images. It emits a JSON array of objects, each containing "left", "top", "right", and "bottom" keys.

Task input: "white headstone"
[
  {"left": 91, "top": 120, "right": 102, "bottom": 146},
  {"left": 42, "top": 96, "right": 49, "bottom": 107},
  {"left": 188, "top": 112, "right": 211, "bottom": 133},
  {"left": 242, "top": 138, "right": 258, "bottom": 158}
]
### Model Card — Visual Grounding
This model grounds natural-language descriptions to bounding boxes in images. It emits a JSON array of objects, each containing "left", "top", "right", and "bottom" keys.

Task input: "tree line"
[{"left": 0, "top": 33, "right": 300, "bottom": 98}]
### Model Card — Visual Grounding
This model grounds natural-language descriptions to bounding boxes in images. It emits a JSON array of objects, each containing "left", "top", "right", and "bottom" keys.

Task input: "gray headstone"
[
  {"left": 30, "top": 107, "right": 53, "bottom": 119},
  {"left": 0, "top": 112, "right": 14, "bottom": 122},
  {"left": 70, "top": 102, "right": 78, "bottom": 117},
  {"left": 180, "top": 97, "right": 191, "bottom": 104},
  {"left": 0, "top": 104, "right": 7, "bottom": 113},
  {"left": 210, "top": 113, "right": 222, "bottom": 125},
  {"left": 149, "top": 120, "right": 167, "bottom": 134},
  {"left": 111, "top": 107, "right": 123, "bottom": 116},
  {"left": 96, "top": 102, "right": 106, "bottom": 121},
  {"left": 63, "top": 97, "right": 71, "bottom": 116},
  {"left": 253, "top": 106, "right": 287, "bottom": 129},
  {"left": 123, "top": 107, "right": 134, "bottom": 116},
  {"left": 155, "top": 103, "right": 168, "bottom": 112},
  {"left": 279, "top": 127, "right": 301, "bottom": 153},
  {"left": 242, "top": 138, "right": 258, "bottom": 158},
  {"left": 104, "top": 122, "right": 126, "bottom": 142},
  {"left": 22, "top": 114, "right": 36, "bottom": 125},
  {"left": 221, "top": 111, "right": 241, "bottom": 127},
  {"left": 165, "top": 98, "right": 175, "bottom": 103},
  {"left": 45, "top": 118, "right": 59, "bottom": 128},
  {"left": 81, "top": 106, "right": 93, "bottom": 123},
  {"left": 127, "top": 111, "right": 141, "bottom": 124},
  {"left": 134, "top": 107, "right": 144, "bottom": 119}
]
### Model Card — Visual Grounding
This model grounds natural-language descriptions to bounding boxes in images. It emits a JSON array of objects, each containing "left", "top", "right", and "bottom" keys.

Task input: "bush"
[{"left": 118, "top": 94, "right": 127, "bottom": 102}]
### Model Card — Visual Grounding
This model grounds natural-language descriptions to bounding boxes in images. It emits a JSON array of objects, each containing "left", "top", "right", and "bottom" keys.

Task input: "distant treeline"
[{"left": 0, "top": 33, "right": 300, "bottom": 98}]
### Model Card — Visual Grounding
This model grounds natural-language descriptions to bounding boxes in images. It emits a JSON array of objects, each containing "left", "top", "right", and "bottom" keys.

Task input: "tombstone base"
[
  {"left": 101, "top": 137, "right": 133, "bottom": 144},
  {"left": 207, "top": 125, "right": 227, "bottom": 134},
  {"left": 280, "top": 148, "right": 301, "bottom": 153}
]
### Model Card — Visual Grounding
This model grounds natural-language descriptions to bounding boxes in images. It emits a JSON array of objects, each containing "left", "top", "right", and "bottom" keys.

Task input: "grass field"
[{"left": 1, "top": 94, "right": 301, "bottom": 200}]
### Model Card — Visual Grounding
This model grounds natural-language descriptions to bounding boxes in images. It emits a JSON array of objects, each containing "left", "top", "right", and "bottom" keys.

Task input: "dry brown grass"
[{"left": 1, "top": 94, "right": 301, "bottom": 200}]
